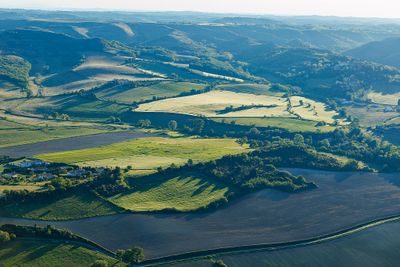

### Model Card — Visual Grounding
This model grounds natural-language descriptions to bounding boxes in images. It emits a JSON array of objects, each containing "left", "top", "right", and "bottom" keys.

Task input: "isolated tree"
[
  {"left": 248, "top": 127, "right": 260, "bottom": 136},
  {"left": 168, "top": 120, "right": 178, "bottom": 130},
  {"left": 0, "top": 230, "right": 15, "bottom": 244},
  {"left": 293, "top": 134, "right": 305, "bottom": 144},
  {"left": 137, "top": 119, "right": 151, "bottom": 128},
  {"left": 192, "top": 119, "right": 205, "bottom": 134},
  {"left": 213, "top": 259, "right": 228, "bottom": 267},
  {"left": 90, "top": 260, "right": 108, "bottom": 267}
]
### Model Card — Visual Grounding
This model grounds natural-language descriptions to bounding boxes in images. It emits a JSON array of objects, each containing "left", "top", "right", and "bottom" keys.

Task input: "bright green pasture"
[
  {"left": 35, "top": 137, "right": 249, "bottom": 169},
  {"left": 109, "top": 172, "right": 231, "bottom": 212}
]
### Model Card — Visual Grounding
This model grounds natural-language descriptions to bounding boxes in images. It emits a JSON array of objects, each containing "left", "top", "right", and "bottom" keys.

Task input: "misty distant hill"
[{"left": 345, "top": 37, "right": 400, "bottom": 68}]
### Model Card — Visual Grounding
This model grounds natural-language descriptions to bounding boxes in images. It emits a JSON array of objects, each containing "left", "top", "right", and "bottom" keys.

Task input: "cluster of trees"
[
  {"left": 116, "top": 246, "right": 145, "bottom": 264},
  {"left": 217, "top": 104, "right": 277, "bottom": 114},
  {"left": 162, "top": 153, "right": 316, "bottom": 194},
  {"left": 45, "top": 112, "right": 70, "bottom": 121},
  {"left": 90, "top": 167, "right": 129, "bottom": 197},
  {"left": 253, "top": 140, "right": 365, "bottom": 172},
  {"left": 0, "top": 55, "right": 31, "bottom": 89},
  {"left": 0, "top": 224, "right": 78, "bottom": 242},
  {"left": 0, "top": 229, "right": 16, "bottom": 244}
]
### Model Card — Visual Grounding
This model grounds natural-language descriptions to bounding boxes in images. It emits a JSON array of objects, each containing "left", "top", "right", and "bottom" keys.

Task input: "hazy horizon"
[{"left": 1, "top": 0, "right": 400, "bottom": 19}]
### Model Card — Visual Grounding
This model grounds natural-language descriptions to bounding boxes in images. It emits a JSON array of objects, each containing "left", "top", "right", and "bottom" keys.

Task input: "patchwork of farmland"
[
  {"left": 136, "top": 90, "right": 344, "bottom": 125},
  {"left": 2, "top": 170, "right": 400, "bottom": 259}
]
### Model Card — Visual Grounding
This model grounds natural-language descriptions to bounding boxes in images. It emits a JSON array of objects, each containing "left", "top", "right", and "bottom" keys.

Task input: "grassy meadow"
[
  {"left": 109, "top": 172, "right": 231, "bottom": 212},
  {"left": 35, "top": 136, "right": 249, "bottom": 169},
  {"left": 0, "top": 239, "right": 125, "bottom": 267}
]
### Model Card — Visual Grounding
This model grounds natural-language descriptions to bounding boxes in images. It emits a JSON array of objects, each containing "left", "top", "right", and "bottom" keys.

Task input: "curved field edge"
[{"left": 141, "top": 213, "right": 400, "bottom": 266}]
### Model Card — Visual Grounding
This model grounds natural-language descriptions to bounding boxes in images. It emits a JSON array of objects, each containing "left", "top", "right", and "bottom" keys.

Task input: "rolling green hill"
[{"left": 345, "top": 37, "right": 400, "bottom": 68}]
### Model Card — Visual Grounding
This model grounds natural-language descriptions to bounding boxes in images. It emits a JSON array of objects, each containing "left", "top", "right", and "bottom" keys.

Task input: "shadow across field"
[{"left": 2, "top": 169, "right": 400, "bottom": 260}]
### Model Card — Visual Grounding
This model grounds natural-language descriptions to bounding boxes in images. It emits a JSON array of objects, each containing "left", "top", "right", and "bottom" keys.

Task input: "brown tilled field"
[{"left": 2, "top": 169, "right": 400, "bottom": 259}]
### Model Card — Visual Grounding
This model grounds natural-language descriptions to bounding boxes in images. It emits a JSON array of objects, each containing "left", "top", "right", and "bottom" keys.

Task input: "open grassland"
[
  {"left": 109, "top": 172, "right": 230, "bottom": 212},
  {"left": 0, "top": 239, "right": 125, "bottom": 267},
  {"left": 0, "top": 191, "right": 121, "bottom": 220},
  {"left": 97, "top": 81, "right": 206, "bottom": 104},
  {"left": 368, "top": 91, "right": 400, "bottom": 105},
  {"left": 35, "top": 137, "right": 248, "bottom": 169},
  {"left": 136, "top": 90, "right": 289, "bottom": 117},
  {"left": 174, "top": 220, "right": 400, "bottom": 267},
  {"left": 290, "top": 96, "right": 344, "bottom": 124},
  {"left": 212, "top": 117, "right": 335, "bottom": 132}
]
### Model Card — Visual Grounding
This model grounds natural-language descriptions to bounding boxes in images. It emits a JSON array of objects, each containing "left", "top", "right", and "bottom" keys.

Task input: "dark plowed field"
[
  {"left": 0, "top": 131, "right": 156, "bottom": 157},
  {"left": 2, "top": 169, "right": 400, "bottom": 259}
]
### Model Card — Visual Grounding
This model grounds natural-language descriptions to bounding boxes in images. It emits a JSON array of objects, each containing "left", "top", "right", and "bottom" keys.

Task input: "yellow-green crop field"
[{"left": 35, "top": 136, "right": 249, "bottom": 169}]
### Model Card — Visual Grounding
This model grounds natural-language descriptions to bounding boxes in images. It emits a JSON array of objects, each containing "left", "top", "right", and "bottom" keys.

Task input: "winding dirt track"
[{"left": 1, "top": 169, "right": 400, "bottom": 259}]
